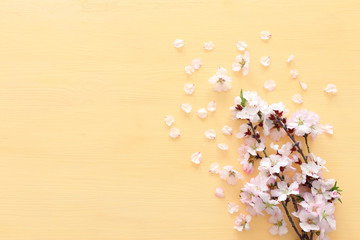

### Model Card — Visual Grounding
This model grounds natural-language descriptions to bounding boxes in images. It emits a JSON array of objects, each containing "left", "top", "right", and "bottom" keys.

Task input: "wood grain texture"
[{"left": 0, "top": 0, "right": 359, "bottom": 239}]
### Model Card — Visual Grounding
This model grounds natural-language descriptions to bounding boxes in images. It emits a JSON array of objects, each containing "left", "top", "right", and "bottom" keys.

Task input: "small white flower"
[
  {"left": 207, "top": 101, "right": 216, "bottom": 112},
  {"left": 209, "top": 67, "right": 232, "bottom": 92},
  {"left": 218, "top": 143, "right": 229, "bottom": 150},
  {"left": 290, "top": 69, "right": 298, "bottom": 79},
  {"left": 287, "top": 54, "right": 294, "bottom": 63},
  {"left": 264, "top": 79, "right": 276, "bottom": 91},
  {"left": 173, "top": 39, "right": 184, "bottom": 48},
  {"left": 299, "top": 81, "right": 308, "bottom": 90},
  {"left": 324, "top": 84, "right": 337, "bottom": 94},
  {"left": 164, "top": 115, "right": 175, "bottom": 126},
  {"left": 236, "top": 41, "right": 248, "bottom": 51},
  {"left": 180, "top": 103, "right": 192, "bottom": 113},
  {"left": 197, "top": 108, "right": 208, "bottom": 119},
  {"left": 169, "top": 127, "right": 180, "bottom": 138},
  {"left": 228, "top": 202, "right": 240, "bottom": 214},
  {"left": 215, "top": 187, "right": 225, "bottom": 198},
  {"left": 191, "top": 152, "right": 202, "bottom": 164},
  {"left": 260, "top": 30, "right": 272, "bottom": 40},
  {"left": 185, "top": 65, "right": 194, "bottom": 75},
  {"left": 232, "top": 52, "right": 250, "bottom": 75},
  {"left": 292, "top": 94, "right": 303, "bottom": 104},
  {"left": 191, "top": 58, "right": 202, "bottom": 70},
  {"left": 203, "top": 41, "right": 215, "bottom": 51},
  {"left": 222, "top": 126, "right": 233, "bottom": 135},
  {"left": 205, "top": 129, "right": 216, "bottom": 139},
  {"left": 209, "top": 162, "right": 220, "bottom": 173},
  {"left": 219, "top": 166, "right": 243, "bottom": 185},
  {"left": 234, "top": 214, "right": 251, "bottom": 231},
  {"left": 184, "top": 83, "right": 195, "bottom": 95},
  {"left": 260, "top": 56, "right": 271, "bottom": 67},
  {"left": 271, "top": 181, "right": 299, "bottom": 202}
]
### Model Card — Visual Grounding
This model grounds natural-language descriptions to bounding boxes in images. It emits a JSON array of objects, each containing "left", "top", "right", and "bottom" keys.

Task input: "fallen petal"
[
  {"left": 185, "top": 65, "right": 194, "bottom": 75},
  {"left": 184, "top": 83, "right": 195, "bottom": 95},
  {"left": 207, "top": 101, "right": 217, "bottom": 112},
  {"left": 299, "top": 81, "right": 308, "bottom": 90},
  {"left": 222, "top": 126, "right": 233, "bottom": 135},
  {"left": 191, "top": 152, "right": 202, "bottom": 164},
  {"left": 173, "top": 39, "right": 184, "bottom": 48},
  {"left": 292, "top": 94, "right": 303, "bottom": 104},
  {"left": 169, "top": 127, "right": 180, "bottom": 138},
  {"left": 324, "top": 84, "right": 338, "bottom": 94},
  {"left": 290, "top": 69, "right": 298, "bottom": 79},
  {"left": 164, "top": 115, "right": 175, "bottom": 126},
  {"left": 264, "top": 79, "right": 276, "bottom": 91},
  {"left": 321, "top": 124, "right": 334, "bottom": 135},
  {"left": 197, "top": 108, "right": 208, "bottom": 119},
  {"left": 236, "top": 41, "right": 248, "bottom": 51},
  {"left": 203, "top": 41, "right": 215, "bottom": 51},
  {"left": 191, "top": 58, "right": 202, "bottom": 70},
  {"left": 215, "top": 187, "right": 225, "bottom": 198},
  {"left": 218, "top": 143, "right": 229, "bottom": 150},
  {"left": 260, "top": 56, "right": 271, "bottom": 67},
  {"left": 228, "top": 202, "right": 240, "bottom": 214},
  {"left": 260, "top": 30, "right": 272, "bottom": 40},
  {"left": 287, "top": 54, "right": 294, "bottom": 63},
  {"left": 209, "top": 162, "right": 220, "bottom": 173},
  {"left": 205, "top": 129, "right": 216, "bottom": 139},
  {"left": 180, "top": 103, "right": 192, "bottom": 113}
]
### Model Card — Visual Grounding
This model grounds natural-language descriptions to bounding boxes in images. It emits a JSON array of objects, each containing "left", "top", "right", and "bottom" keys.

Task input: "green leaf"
[{"left": 240, "top": 89, "right": 246, "bottom": 107}]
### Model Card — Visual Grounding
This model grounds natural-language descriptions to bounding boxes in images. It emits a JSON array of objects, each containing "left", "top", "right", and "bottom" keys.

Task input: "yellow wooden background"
[{"left": 0, "top": 0, "right": 358, "bottom": 239}]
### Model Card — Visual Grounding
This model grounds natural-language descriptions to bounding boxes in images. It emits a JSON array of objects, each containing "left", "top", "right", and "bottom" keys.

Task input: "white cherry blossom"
[
  {"left": 205, "top": 129, "right": 216, "bottom": 139},
  {"left": 219, "top": 165, "right": 243, "bottom": 185},
  {"left": 164, "top": 115, "right": 175, "bottom": 126},
  {"left": 234, "top": 214, "right": 251, "bottom": 231},
  {"left": 292, "top": 94, "right": 303, "bottom": 104},
  {"left": 191, "top": 152, "right": 202, "bottom": 164},
  {"left": 207, "top": 101, "right": 216, "bottom": 112},
  {"left": 169, "top": 127, "right": 180, "bottom": 138},
  {"left": 260, "top": 56, "right": 271, "bottom": 67},
  {"left": 222, "top": 125, "right": 233, "bottom": 135},
  {"left": 197, "top": 108, "right": 208, "bottom": 119},
  {"left": 269, "top": 212, "right": 288, "bottom": 236},
  {"left": 324, "top": 84, "right": 337, "bottom": 94},
  {"left": 232, "top": 52, "right": 250, "bottom": 76},
  {"left": 184, "top": 83, "right": 195, "bottom": 95},
  {"left": 203, "top": 41, "right": 215, "bottom": 51},
  {"left": 264, "top": 79, "right": 276, "bottom": 91},
  {"left": 236, "top": 41, "right": 248, "bottom": 51},
  {"left": 209, "top": 67, "right": 232, "bottom": 92},
  {"left": 260, "top": 30, "right": 272, "bottom": 40},
  {"left": 271, "top": 181, "right": 299, "bottom": 202},
  {"left": 180, "top": 103, "right": 192, "bottom": 113},
  {"left": 173, "top": 39, "right": 184, "bottom": 48}
]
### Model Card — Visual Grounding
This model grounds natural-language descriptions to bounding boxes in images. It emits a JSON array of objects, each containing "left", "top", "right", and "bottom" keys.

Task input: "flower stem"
[
  {"left": 248, "top": 121, "right": 268, "bottom": 157},
  {"left": 281, "top": 201, "right": 303, "bottom": 240},
  {"left": 304, "top": 134, "right": 311, "bottom": 154}
]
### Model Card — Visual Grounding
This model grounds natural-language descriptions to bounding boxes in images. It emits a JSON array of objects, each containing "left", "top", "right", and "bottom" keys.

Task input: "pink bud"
[{"left": 242, "top": 162, "right": 254, "bottom": 175}]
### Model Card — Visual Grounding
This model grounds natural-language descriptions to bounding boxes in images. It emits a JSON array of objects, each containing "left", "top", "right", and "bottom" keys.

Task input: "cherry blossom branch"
[
  {"left": 280, "top": 201, "right": 303, "bottom": 240},
  {"left": 304, "top": 134, "right": 311, "bottom": 154},
  {"left": 248, "top": 121, "right": 268, "bottom": 157}
]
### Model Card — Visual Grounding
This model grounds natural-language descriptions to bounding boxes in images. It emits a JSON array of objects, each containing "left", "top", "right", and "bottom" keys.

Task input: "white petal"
[
  {"left": 290, "top": 69, "right": 298, "bottom": 79},
  {"left": 184, "top": 83, "right": 195, "bottom": 95},
  {"left": 291, "top": 94, "right": 303, "bottom": 104},
  {"left": 260, "top": 30, "right": 272, "bottom": 40},
  {"left": 260, "top": 56, "right": 271, "bottom": 67},
  {"left": 191, "top": 152, "right": 202, "bottom": 164},
  {"left": 264, "top": 79, "right": 276, "bottom": 91},
  {"left": 287, "top": 54, "right": 294, "bottom": 63},
  {"left": 207, "top": 101, "right": 216, "bottom": 112},
  {"left": 205, "top": 129, "right": 216, "bottom": 139},
  {"left": 197, "top": 108, "right": 208, "bottom": 119},
  {"left": 232, "top": 62, "right": 241, "bottom": 71},
  {"left": 228, "top": 202, "right": 239, "bottom": 214},
  {"left": 180, "top": 103, "right": 192, "bottom": 113},
  {"left": 324, "top": 84, "right": 338, "bottom": 94},
  {"left": 218, "top": 143, "right": 229, "bottom": 150},
  {"left": 169, "top": 127, "right": 180, "bottom": 138},
  {"left": 173, "top": 39, "right": 184, "bottom": 48},
  {"left": 191, "top": 58, "right": 202, "bottom": 70},
  {"left": 209, "top": 162, "right": 220, "bottom": 173},
  {"left": 203, "top": 41, "right": 215, "bottom": 51},
  {"left": 236, "top": 41, "right": 248, "bottom": 51},
  {"left": 164, "top": 115, "right": 175, "bottom": 126},
  {"left": 222, "top": 126, "right": 233, "bottom": 135},
  {"left": 299, "top": 81, "right": 308, "bottom": 90},
  {"left": 185, "top": 65, "right": 194, "bottom": 75},
  {"left": 321, "top": 124, "right": 334, "bottom": 135},
  {"left": 215, "top": 187, "right": 225, "bottom": 198}
]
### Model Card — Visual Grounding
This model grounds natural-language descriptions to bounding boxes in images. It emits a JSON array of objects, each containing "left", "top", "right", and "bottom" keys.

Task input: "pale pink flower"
[
  {"left": 173, "top": 39, "right": 184, "bottom": 48},
  {"left": 242, "top": 161, "right": 254, "bottom": 175},
  {"left": 260, "top": 194, "right": 280, "bottom": 215},
  {"left": 215, "top": 187, "right": 225, "bottom": 198},
  {"left": 191, "top": 152, "right": 202, "bottom": 164},
  {"left": 232, "top": 52, "right": 250, "bottom": 76},
  {"left": 259, "top": 155, "right": 288, "bottom": 175},
  {"left": 191, "top": 58, "right": 202, "bottom": 70},
  {"left": 318, "top": 203, "right": 336, "bottom": 232},
  {"left": 219, "top": 166, "right": 243, "bottom": 185},
  {"left": 296, "top": 210, "right": 320, "bottom": 232},
  {"left": 290, "top": 69, "right": 298, "bottom": 79},
  {"left": 228, "top": 202, "right": 240, "bottom": 214},
  {"left": 260, "top": 56, "right": 270, "bottom": 67},
  {"left": 207, "top": 101, "right": 216, "bottom": 112},
  {"left": 222, "top": 125, "right": 233, "bottom": 135},
  {"left": 260, "top": 30, "right": 271, "bottom": 40},
  {"left": 185, "top": 65, "right": 194, "bottom": 75},
  {"left": 197, "top": 108, "right": 208, "bottom": 119},
  {"left": 203, "top": 41, "right": 215, "bottom": 51},
  {"left": 271, "top": 181, "right": 299, "bottom": 201},
  {"left": 301, "top": 161, "right": 323, "bottom": 179},
  {"left": 269, "top": 212, "right": 288, "bottom": 236},
  {"left": 299, "top": 81, "right": 308, "bottom": 90},
  {"left": 209, "top": 67, "right": 232, "bottom": 92},
  {"left": 235, "top": 123, "right": 251, "bottom": 139},
  {"left": 264, "top": 79, "right": 276, "bottom": 91},
  {"left": 205, "top": 129, "right": 216, "bottom": 139},
  {"left": 209, "top": 162, "right": 220, "bottom": 174},
  {"left": 324, "top": 84, "right": 337, "bottom": 94},
  {"left": 169, "top": 127, "right": 180, "bottom": 138},
  {"left": 164, "top": 115, "right": 175, "bottom": 126},
  {"left": 184, "top": 83, "right": 195, "bottom": 95},
  {"left": 236, "top": 41, "right": 248, "bottom": 51},
  {"left": 234, "top": 214, "right": 251, "bottom": 231},
  {"left": 218, "top": 143, "right": 229, "bottom": 150},
  {"left": 245, "top": 137, "right": 266, "bottom": 156},
  {"left": 180, "top": 103, "right": 192, "bottom": 113},
  {"left": 292, "top": 94, "right": 303, "bottom": 104},
  {"left": 287, "top": 109, "right": 320, "bottom": 136},
  {"left": 287, "top": 54, "right": 294, "bottom": 63}
]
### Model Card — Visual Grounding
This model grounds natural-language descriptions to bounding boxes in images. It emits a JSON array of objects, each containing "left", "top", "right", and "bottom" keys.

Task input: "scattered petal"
[
  {"left": 287, "top": 54, "right": 294, "bottom": 63},
  {"left": 292, "top": 94, "right": 303, "bottom": 104},
  {"left": 324, "top": 84, "right": 338, "bottom": 94},
  {"left": 197, "top": 108, "right": 208, "bottom": 119},
  {"left": 205, "top": 129, "right": 216, "bottom": 139},
  {"left": 180, "top": 103, "right": 192, "bottom": 113},
  {"left": 169, "top": 127, "right": 180, "bottom": 138},
  {"left": 191, "top": 58, "right": 202, "bottom": 70},
  {"left": 215, "top": 187, "right": 225, "bottom": 198},
  {"left": 260, "top": 56, "right": 271, "bottom": 67},
  {"left": 264, "top": 79, "right": 276, "bottom": 92},
  {"left": 164, "top": 115, "right": 175, "bottom": 126},
  {"left": 191, "top": 152, "right": 202, "bottom": 164},
  {"left": 260, "top": 30, "right": 271, "bottom": 40},
  {"left": 228, "top": 202, "right": 240, "bottom": 214},
  {"left": 173, "top": 39, "right": 184, "bottom": 48},
  {"left": 236, "top": 41, "right": 248, "bottom": 51},
  {"left": 222, "top": 126, "right": 233, "bottom": 135},
  {"left": 290, "top": 69, "right": 298, "bottom": 79},
  {"left": 184, "top": 83, "right": 195, "bottom": 95},
  {"left": 203, "top": 41, "right": 215, "bottom": 51},
  {"left": 185, "top": 65, "right": 194, "bottom": 75},
  {"left": 218, "top": 143, "right": 229, "bottom": 150},
  {"left": 209, "top": 162, "right": 220, "bottom": 173},
  {"left": 299, "top": 81, "right": 308, "bottom": 90},
  {"left": 207, "top": 101, "right": 217, "bottom": 112},
  {"left": 321, "top": 124, "right": 334, "bottom": 135}
]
